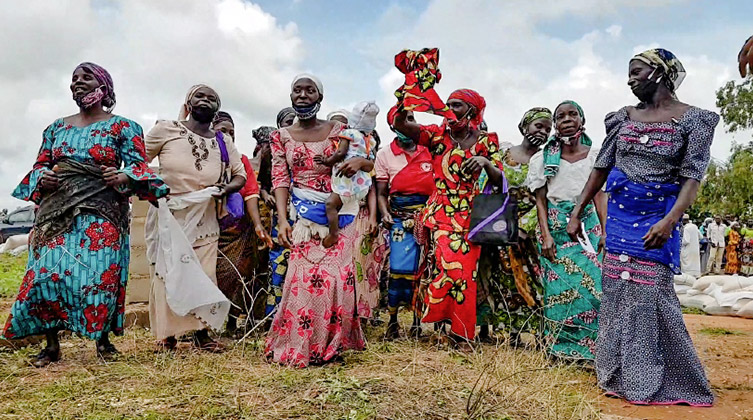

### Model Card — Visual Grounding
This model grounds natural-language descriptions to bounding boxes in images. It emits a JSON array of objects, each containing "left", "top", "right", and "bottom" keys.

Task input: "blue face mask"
[{"left": 292, "top": 102, "right": 320, "bottom": 120}]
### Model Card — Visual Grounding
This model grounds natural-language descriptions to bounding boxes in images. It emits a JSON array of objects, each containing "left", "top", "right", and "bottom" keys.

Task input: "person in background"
[
  {"left": 2, "top": 62, "right": 168, "bottom": 367},
  {"left": 146, "top": 84, "right": 246, "bottom": 352},
  {"left": 476, "top": 107, "right": 551, "bottom": 345},
  {"left": 725, "top": 222, "right": 742, "bottom": 275},
  {"left": 264, "top": 110, "right": 296, "bottom": 317},
  {"left": 706, "top": 215, "right": 727, "bottom": 275},
  {"left": 681, "top": 214, "right": 701, "bottom": 277},
  {"left": 327, "top": 109, "right": 349, "bottom": 125},
  {"left": 376, "top": 108, "right": 435, "bottom": 339},
  {"left": 572, "top": 48, "right": 717, "bottom": 406},
  {"left": 212, "top": 112, "right": 272, "bottom": 333},
  {"left": 740, "top": 221, "right": 753, "bottom": 276},
  {"left": 739, "top": 35, "right": 753, "bottom": 77},
  {"left": 699, "top": 217, "right": 712, "bottom": 273}
]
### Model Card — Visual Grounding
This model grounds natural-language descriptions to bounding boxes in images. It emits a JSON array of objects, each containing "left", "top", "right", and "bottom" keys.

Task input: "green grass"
[
  {"left": 0, "top": 252, "right": 25, "bottom": 297},
  {"left": 699, "top": 327, "right": 745, "bottom": 336},
  {"left": 682, "top": 306, "right": 707, "bottom": 315}
]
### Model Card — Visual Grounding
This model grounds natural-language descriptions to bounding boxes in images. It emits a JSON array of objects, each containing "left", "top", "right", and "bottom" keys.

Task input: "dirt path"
[{"left": 600, "top": 314, "right": 753, "bottom": 420}]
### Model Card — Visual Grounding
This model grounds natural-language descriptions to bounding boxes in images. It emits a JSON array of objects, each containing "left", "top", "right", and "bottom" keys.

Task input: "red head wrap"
[
  {"left": 447, "top": 89, "right": 486, "bottom": 129},
  {"left": 387, "top": 106, "right": 400, "bottom": 128}
]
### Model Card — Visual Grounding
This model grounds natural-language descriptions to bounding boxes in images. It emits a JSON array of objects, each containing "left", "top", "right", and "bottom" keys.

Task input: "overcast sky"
[{"left": 1, "top": 0, "right": 751, "bottom": 210}]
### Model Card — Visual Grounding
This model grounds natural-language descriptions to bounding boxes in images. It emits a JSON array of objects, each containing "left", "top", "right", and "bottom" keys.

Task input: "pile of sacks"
[
  {"left": 0, "top": 234, "right": 28, "bottom": 256},
  {"left": 675, "top": 273, "right": 753, "bottom": 318}
]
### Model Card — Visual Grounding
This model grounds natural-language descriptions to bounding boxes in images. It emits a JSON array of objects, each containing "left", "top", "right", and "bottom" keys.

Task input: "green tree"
[{"left": 716, "top": 75, "right": 753, "bottom": 134}]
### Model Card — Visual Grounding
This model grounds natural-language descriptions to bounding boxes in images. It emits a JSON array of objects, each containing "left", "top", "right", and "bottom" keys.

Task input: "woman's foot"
[
  {"left": 193, "top": 330, "right": 225, "bottom": 353},
  {"left": 96, "top": 342, "right": 120, "bottom": 359},
  {"left": 155, "top": 336, "right": 177, "bottom": 352},
  {"left": 322, "top": 232, "right": 338, "bottom": 248},
  {"left": 384, "top": 321, "right": 400, "bottom": 340},
  {"left": 408, "top": 325, "right": 422, "bottom": 339},
  {"left": 32, "top": 347, "right": 60, "bottom": 368}
]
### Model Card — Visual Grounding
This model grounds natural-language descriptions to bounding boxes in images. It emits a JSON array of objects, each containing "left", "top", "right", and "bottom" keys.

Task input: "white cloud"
[{"left": 0, "top": 0, "right": 304, "bottom": 210}]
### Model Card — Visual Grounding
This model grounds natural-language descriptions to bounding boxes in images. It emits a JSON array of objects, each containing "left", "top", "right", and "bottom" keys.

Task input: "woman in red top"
[{"left": 393, "top": 89, "right": 505, "bottom": 350}]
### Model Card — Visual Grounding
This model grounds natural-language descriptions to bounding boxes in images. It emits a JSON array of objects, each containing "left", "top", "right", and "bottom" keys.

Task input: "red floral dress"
[
  {"left": 418, "top": 124, "right": 504, "bottom": 340},
  {"left": 265, "top": 123, "right": 366, "bottom": 367},
  {"left": 2, "top": 116, "right": 167, "bottom": 341}
]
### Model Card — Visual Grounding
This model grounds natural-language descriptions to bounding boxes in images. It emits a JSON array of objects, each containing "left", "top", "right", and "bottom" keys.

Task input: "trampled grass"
[{"left": 0, "top": 321, "right": 602, "bottom": 419}]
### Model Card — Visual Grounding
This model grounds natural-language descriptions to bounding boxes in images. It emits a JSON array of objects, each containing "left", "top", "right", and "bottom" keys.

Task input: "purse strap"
[
  {"left": 468, "top": 173, "right": 510, "bottom": 240},
  {"left": 215, "top": 131, "right": 230, "bottom": 184}
]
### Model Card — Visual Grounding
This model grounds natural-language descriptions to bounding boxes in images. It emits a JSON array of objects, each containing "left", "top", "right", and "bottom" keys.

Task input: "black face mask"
[
  {"left": 190, "top": 105, "right": 217, "bottom": 123},
  {"left": 632, "top": 68, "right": 660, "bottom": 102}
]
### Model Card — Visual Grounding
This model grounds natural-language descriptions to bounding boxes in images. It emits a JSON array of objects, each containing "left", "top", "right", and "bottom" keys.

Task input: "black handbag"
[{"left": 467, "top": 175, "right": 519, "bottom": 245}]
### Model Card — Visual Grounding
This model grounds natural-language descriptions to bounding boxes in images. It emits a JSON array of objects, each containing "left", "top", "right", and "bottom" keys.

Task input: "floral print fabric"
[{"left": 3, "top": 116, "right": 168, "bottom": 341}]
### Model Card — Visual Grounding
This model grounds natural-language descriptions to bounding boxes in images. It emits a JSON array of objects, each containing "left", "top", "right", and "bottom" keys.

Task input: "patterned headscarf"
[
  {"left": 447, "top": 89, "right": 486, "bottom": 129},
  {"left": 179, "top": 84, "right": 221, "bottom": 120},
  {"left": 631, "top": 48, "right": 687, "bottom": 91},
  {"left": 213, "top": 111, "right": 233, "bottom": 126},
  {"left": 276, "top": 107, "right": 295, "bottom": 128},
  {"left": 518, "top": 107, "right": 552, "bottom": 135},
  {"left": 252, "top": 126, "right": 275, "bottom": 144},
  {"left": 74, "top": 62, "right": 116, "bottom": 111},
  {"left": 543, "top": 100, "right": 592, "bottom": 178}
]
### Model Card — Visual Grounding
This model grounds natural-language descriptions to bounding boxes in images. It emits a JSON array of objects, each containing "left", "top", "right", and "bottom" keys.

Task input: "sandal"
[
  {"left": 192, "top": 336, "right": 225, "bottom": 353},
  {"left": 96, "top": 342, "right": 120, "bottom": 359},
  {"left": 32, "top": 348, "right": 60, "bottom": 368},
  {"left": 155, "top": 337, "right": 178, "bottom": 352}
]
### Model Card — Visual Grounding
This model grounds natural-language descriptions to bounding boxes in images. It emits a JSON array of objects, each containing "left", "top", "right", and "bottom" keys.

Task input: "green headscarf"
[
  {"left": 518, "top": 107, "right": 552, "bottom": 135},
  {"left": 543, "top": 100, "right": 592, "bottom": 178}
]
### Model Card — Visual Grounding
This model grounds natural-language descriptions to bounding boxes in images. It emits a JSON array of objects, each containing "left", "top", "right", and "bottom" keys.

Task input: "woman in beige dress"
[{"left": 145, "top": 85, "right": 246, "bottom": 351}]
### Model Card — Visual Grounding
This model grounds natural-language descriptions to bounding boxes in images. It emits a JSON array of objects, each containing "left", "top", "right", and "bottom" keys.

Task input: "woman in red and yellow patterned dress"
[{"left": 393, "top": 89, "right": 505, "bottom": 350}]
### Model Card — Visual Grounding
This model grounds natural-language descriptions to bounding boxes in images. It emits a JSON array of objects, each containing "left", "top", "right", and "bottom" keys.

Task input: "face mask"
[
  {"left": 632, "top": 68, "right": 661, "bottom": 100},
  {"left": 75, "top": 86, "right": 105, "bottom": 109},
  {"left": 293, "top": 102, "right": 321, "bottom": 120},
  {"left": 395, "top": 131, "right": 414, "bottom": 145},
  {"left": 448, "top": 106, "right": 474, "bottom": 130},
  {"left": 190, "top": 104, "right": 218, "bottom": 123},
  {"left": 557, "top": 128, "right": 582, "bottom": 146},
  {"left": 525, "top": 132, "right": 546, "bottom": 147}
]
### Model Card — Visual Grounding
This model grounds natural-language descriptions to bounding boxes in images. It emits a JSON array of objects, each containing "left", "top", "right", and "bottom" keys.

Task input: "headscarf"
[
  {"left": 213, "top": 111, "right": 233, "bottom": 126},
  {"left": 326, "top": 109, "right": 349, "bottom": 122},
  {"left": 349, "top": 101, "right": 379, "bottom": 131},
  {"left": 179, "top": 84, "right": 221, "bottom": 120},
  {"left": 74, "top": 62, "right": 116, "bottom": 111},
  {"left": 447, "top": 89, "right": 486, "bottom": 129},
  {"left": 631, "top": 48, "right": 686, "bottom": 92},
  {"left": 276, "top": 107, "right": 295, "bottom": 128},
  {"left": 542, "top": 100, "right": 592, "bottom": 178},
  {"left": 252, "top": 126, "right": 275, "bottom": 145},
  {"left": 291, "top": 73, "right": 323, "bottom": 96},
  {"left": 518, "top": 107, "right": 552, "bottom": 135}
]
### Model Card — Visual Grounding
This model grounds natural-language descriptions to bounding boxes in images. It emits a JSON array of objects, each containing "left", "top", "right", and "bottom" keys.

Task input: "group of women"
[{"left": 2, "top": 46, "right": 719, "bottom": 407}]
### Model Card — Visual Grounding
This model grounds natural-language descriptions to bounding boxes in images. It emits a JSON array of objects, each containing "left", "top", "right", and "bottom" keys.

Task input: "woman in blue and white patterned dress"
[{"left": 569, "top": 48, "right": 718, "bottom": 406}]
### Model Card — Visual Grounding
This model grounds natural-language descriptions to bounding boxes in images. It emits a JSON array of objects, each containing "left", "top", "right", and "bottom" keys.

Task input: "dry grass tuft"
[{"left": 0, "top": 311, "right": 602, "bottom": 420}]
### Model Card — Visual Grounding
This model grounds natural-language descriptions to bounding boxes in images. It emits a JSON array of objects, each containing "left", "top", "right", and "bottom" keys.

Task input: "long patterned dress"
[
  {"left": 418, "top": 125, "right": 504, "bottom": 340},
  {"left": 2, "top": 116, "right": 168, "bottom": 341},
  {"left": 476, "top": 144, "right": 543, "bottom": 336},
  {"left": 526, "top": 147, "right": 603, "bottom": 360},
  {"left": 725, "top": 229, "right": 741, "bottom": 274},
  {"left": 594, "top": 106, "right": 717, "bottom": 406},
  {"left": 265, "top": 123, "right": 365, "bottom": 367}
]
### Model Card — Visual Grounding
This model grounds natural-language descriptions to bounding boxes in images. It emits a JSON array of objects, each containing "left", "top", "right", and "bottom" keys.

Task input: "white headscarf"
[
  {"left": 326, "top": 109, "right": 349, "bottom": 121},
  {"left": 291, "top": 73, "right": 323, "bottom": 96},
  {"left": 348, "top": 101, "right": 380, "bottom": 131},
  {"left": 179, "top": 84, "right": 221, "bottom": 120}
]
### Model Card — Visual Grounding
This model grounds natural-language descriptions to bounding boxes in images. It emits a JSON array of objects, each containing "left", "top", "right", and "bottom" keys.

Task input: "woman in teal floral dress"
[
  {"left": 477, "top": 108, "right": 552, "bottom": 343},
  {"left": 526, "top": 101, "right": 604, "bottom": 361},
  {"left": 2, "top": 63, "right": 168, "bottom": 367}
]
